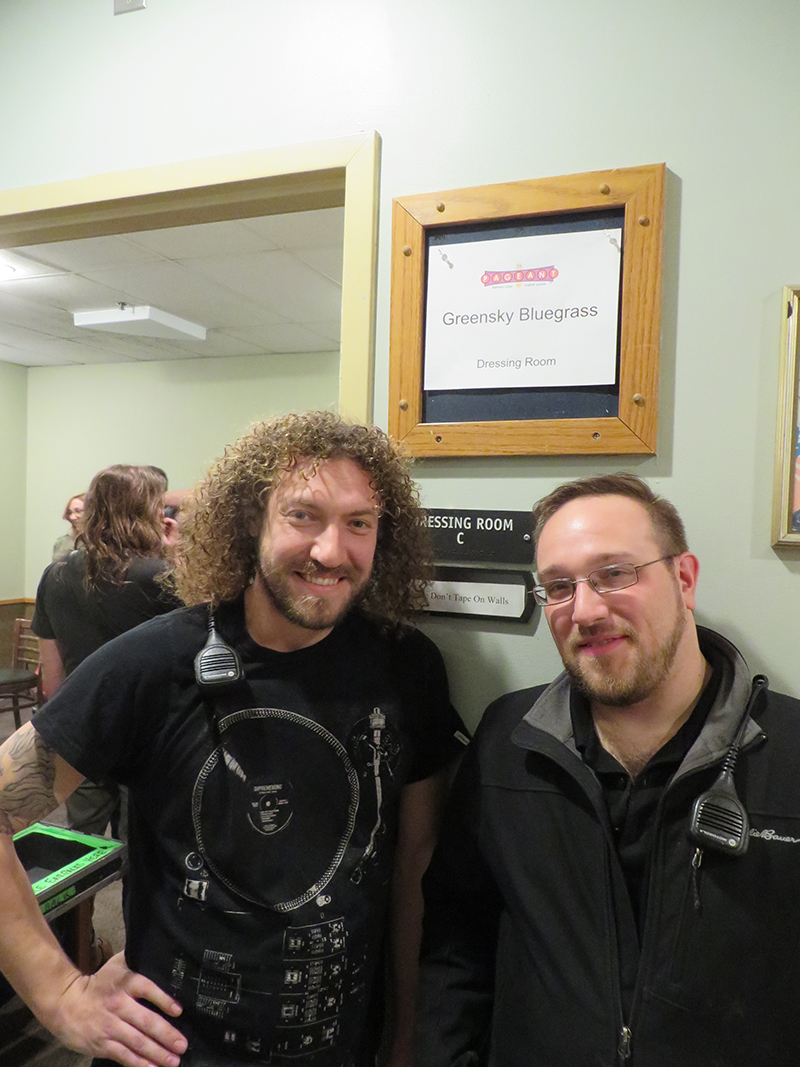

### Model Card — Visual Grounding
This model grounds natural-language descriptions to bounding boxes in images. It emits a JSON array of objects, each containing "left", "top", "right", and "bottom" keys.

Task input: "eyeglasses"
[{"left": 533, "top": 556, "right": 674, "bottom": 606}]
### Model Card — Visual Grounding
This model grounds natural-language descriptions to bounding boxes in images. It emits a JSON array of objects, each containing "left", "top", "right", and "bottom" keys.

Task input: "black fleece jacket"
[{"left": 416, "top": 628, "right": 800, "bottom": 1067}]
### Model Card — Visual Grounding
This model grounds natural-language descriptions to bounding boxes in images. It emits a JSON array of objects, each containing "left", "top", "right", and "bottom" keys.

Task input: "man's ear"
[
  {"left": 246, "top": 499, "right": 268, "bottom": 539},
  {"left": 675, "top": 552, "right": 700, "bottom": 610}
]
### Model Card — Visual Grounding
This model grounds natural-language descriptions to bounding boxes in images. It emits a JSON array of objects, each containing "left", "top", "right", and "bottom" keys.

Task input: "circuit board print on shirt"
[
  {"left": 168, "top": 921, "right": 350, "bottom": 1062},
  {"left": 275, "top": 918, "right": 347, "bottom": 1057}
]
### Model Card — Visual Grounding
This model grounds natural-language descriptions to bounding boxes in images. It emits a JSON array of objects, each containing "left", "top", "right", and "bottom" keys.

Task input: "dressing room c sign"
[{"left": 423, "top": 509, "right": 534, "bottom": 565}]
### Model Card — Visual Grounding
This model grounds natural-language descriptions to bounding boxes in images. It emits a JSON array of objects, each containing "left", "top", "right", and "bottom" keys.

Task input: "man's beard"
[
  {"left": 256, "top": 556, "right": 368, "bottom": 631},
  {"left": 562, "top": 591, "right": 687, "bottom": 708}
]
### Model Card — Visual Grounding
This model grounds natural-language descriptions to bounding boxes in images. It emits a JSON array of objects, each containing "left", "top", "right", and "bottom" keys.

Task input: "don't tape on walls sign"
[{"left": 424, "top": 567, "right": 534, "bottom": 623}]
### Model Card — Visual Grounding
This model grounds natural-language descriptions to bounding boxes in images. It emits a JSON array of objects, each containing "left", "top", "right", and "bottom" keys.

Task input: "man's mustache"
[{"left": 565, "top": 623, "right": 635, "bottom": 655}]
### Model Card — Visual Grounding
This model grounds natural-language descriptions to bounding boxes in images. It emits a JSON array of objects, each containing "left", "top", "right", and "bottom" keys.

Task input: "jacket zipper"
[
  {"left": 516, "top": 726, "right": 633, "bottom": 1062},
  {"left": 690, "top": 846, "right": 703, "bottom": 911},
  {"left": 609, "top": 764, "right": 731, "bottom": 1061},
  {"left": 597, "top": 789, "right": 634, "bottom": 1067},
  {"left": 618, "top": 1025, "right": 632, "bottom": 1064}
]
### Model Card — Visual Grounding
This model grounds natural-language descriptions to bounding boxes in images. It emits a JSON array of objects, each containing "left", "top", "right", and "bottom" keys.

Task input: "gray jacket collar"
[{"left": 512, "top": 626, "right": 762, "bottom": 777}]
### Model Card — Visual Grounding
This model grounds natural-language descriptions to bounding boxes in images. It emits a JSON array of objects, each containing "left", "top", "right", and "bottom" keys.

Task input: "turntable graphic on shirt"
[{"left": 171, "top": 703, "right": 402, "bottom": 1062}]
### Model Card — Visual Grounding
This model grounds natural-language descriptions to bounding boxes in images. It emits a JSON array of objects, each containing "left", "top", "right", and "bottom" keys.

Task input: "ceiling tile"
[
  {"left": 240, "top": 207, "right": 345, "bottom": 249},
  {"left": 11, "top": 334, "right": 123, "bottom": 362},
  {"left": 124, "top": 220, "right": 276, "bottom": 259},
  {"left": 78, "top": 260, "right": 287, "bottom": 328},
  {"left": 0, "top": 342, "right": 78, "bottom": 367},
  {"left": 52, "top": 346, "right": 132, "bottom": 365},
  {"left": 150, "top": 330, "right": 265, "bottom": 359},
  {"left": 67, "top": 331, "right": 179, "bottom": 362},
  {"left": 306, "top": 320, "right": 342, "bottom": 343},
  {"left": 227, "top": 323, "right": 339, "bottom": 353},
  {"left": 293, "top": 245, "right": 344, "bottom": 285},
  {"left": 0, "top": 249, "right": 68, "bottom": 279},
  {"left": 14, "top": 236, "right": 164, "bottom": 273},
  {"left": 0, "top": 322, "right": 66, "bottom": 350},
  {"left": 126, "top": 346, "right": 203, "bottom": 363},
  {"left": 189, "top": 250, "right": 342, "bottom": 322},
  {"left": 0, "top": 290, "right": 71, "bottom": 331},
  {"left": 1, "top": 273, "right": 130, "bottom": 311}
]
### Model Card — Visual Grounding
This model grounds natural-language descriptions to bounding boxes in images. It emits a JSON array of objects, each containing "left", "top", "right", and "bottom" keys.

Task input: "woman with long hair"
[{"left": 32, "top": 465, "right": 182, "bottom": 835}]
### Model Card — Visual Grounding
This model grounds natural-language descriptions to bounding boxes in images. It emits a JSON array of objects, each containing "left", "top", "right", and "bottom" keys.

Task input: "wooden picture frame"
[
  {"left": 389, "top": 164, "right": 665, "bottom": 456},
  {"left": 772, "top": 287, "right": 800, "bottom": 546}
]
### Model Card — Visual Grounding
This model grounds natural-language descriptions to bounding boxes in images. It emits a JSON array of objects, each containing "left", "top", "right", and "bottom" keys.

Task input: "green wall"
[{"left": 0, "top": 361, "right": 26, "bottom": 600}]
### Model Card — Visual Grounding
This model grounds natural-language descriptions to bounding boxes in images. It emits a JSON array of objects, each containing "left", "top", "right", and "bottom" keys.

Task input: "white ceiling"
[{"left": 0, "top": 206, "right": 344, "bottom": 366}]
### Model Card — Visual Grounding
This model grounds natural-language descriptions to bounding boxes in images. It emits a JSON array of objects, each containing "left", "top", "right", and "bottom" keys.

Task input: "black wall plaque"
[{"left": 423, "top": 509, "right": 534, "bottom": 564}]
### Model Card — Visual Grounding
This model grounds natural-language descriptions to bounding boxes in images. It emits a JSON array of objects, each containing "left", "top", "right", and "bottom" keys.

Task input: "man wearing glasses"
[{"left": 416, "top": 473, "right": 800, "bottom": 1067}]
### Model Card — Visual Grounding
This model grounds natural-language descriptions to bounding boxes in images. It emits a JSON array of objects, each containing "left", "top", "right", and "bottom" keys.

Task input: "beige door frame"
[{"left": 0, "top": 132, "right": 381, "bottom": 422}]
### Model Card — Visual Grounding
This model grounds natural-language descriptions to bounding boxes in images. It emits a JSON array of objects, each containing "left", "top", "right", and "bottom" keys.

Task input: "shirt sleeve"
[
  {"left": 416, "top": 739, "right": 501, "bottom": 1066},
  {"left": 31, "top": 612, "right": 179, "bottom": 784},
  {"left": 396, "top": 628, "right": 470, "bottom": 784},
  {"left": 31, "top": 563, "right": 58, "bottom": 640}
]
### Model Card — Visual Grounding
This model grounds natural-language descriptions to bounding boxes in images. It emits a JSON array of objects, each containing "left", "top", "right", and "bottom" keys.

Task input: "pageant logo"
[{"left": 481, "top": 266, "right": 559, "bottom": 287}]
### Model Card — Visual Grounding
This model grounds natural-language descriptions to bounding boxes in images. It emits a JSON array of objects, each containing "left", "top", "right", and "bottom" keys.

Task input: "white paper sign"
[
  {"left": 424, "top": 227, "right": 622, "bottom": 391},
  {"left": 425, "top": 579, "right": 527, "bottom": 618}
]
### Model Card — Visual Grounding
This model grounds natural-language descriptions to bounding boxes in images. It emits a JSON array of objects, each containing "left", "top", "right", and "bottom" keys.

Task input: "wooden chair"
[{"left": 0, "top": 619, "right": 42, "bottom": 730}]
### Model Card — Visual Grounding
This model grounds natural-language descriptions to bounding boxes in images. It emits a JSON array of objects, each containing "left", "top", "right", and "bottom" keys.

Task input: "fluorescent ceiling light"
[
  {"left": 73, "top": 305, "right": 206, "bottom": 341},
  {"left": 0, "top": 262, "right": 16, "bottom": 280}
]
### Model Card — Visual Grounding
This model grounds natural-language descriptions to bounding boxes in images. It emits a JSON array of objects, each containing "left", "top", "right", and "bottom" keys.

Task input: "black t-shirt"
[
  {"left": 32, "top": 551, "right": 180, "bottom": 674},
  {"left": 571, "top": 645, "right": 724, "bottom": 930},
  {"left": 33, "top": 601, "right": 465, "bottom": 1066}
]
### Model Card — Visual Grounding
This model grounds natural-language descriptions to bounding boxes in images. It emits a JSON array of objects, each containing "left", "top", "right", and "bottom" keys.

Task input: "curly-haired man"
[{"left": 0, "top": 412, "right": 465, "bottom": 1067}]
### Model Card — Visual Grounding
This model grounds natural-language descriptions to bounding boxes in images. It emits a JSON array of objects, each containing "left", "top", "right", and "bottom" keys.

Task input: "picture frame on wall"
[
  {"left": 388, "top": 164, "right": 665, "bottom": 457},
  {"left": 772, "top": 286, "right": 800, "bottom": 546}
]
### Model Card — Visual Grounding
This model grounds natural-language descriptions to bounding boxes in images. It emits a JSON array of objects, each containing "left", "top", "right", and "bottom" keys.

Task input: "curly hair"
[
  {"left": 77, "top": 465, "right": 167, "bottom": 588},
  {"left": 173, "top": 412, "right": 431, "bottom": 628},
  {"left": 532, "top": 472, "right": 689, "bottom": 559}
]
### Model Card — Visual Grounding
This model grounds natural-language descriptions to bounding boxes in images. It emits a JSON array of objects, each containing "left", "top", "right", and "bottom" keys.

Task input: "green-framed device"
[{"left": 13, "top": 822, "right": 125, "bottom": 921}]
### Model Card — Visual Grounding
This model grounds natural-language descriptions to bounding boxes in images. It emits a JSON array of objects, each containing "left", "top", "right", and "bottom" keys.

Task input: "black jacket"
[{"left": 416, "top": 628, "right": 800, "bottom": 1067}]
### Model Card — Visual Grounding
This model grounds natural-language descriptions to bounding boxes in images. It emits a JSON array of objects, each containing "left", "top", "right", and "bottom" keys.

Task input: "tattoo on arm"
[{"left": 0, "top": 728, "right": 58, "bottom": 835}]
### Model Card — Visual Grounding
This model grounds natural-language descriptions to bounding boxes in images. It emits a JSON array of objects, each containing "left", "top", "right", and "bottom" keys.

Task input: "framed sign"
[
  {"left": 772, "top": 287, "right": 800, "bottom": 546},
  {"left": 389, "top": 164, "right": 665, "bottom": 456}
]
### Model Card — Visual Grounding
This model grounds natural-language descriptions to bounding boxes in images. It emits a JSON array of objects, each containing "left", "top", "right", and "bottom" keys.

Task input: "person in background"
[
  {"left": 32, "top": 464, "right": 181, "bottom": 836},
  {"left": 52, "top": 493, "right": 85, "bottom": 562},
  {"left": 163, "top": 488, "right": 190, "bottom": 553},
  {"left": 0, "top": 412, "right": 465, "bottom": 1067},
  {"left": 417, "top": 472, "right": 800, "bottom": 1067}
]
